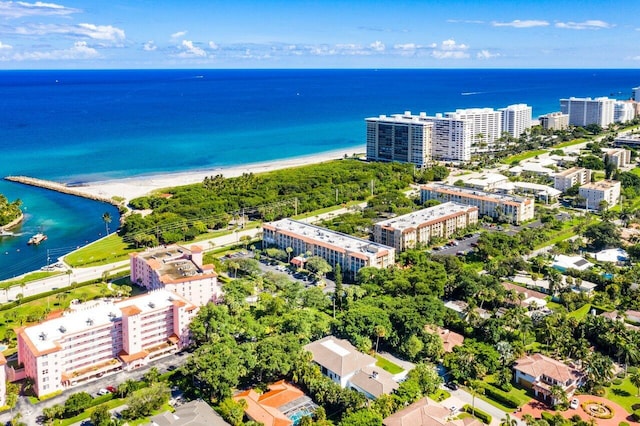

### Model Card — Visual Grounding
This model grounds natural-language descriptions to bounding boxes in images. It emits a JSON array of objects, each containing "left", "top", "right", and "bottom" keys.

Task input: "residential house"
[
  {"left": 513, "top": 353, "right": 585, "bottom": 405},
  {"left": 304, "top": 336, "right": 399, "bottom": 399},
  {"left": 426, "top": 326, "right": 464, "bottom": 353},
  {"left": 150, "top": 400, "right": 230, "bottom": 426},
  {"left": 383, "top": 397, "right": 482, "bottom": 426},
  {"left": 233, "top": 380, "right": 316, "bottom": 426}
]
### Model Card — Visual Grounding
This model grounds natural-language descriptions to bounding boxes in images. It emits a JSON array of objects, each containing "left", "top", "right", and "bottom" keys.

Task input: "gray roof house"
[{"left": 150, "top": 400, "right": 230, "bottom": 426}]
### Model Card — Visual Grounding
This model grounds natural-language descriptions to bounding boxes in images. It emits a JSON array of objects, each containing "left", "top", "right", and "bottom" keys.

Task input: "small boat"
[
  {"left": 27, "top": 233, "right": 47, "bottom": 245},
  {"left": 0, "top": 229, "right": 14, "bottom": 237}
]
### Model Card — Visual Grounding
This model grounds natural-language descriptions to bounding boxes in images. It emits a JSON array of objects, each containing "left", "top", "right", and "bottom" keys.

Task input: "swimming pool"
[{"left": 288, "top": 409, "right": 314, "bottom": 425}]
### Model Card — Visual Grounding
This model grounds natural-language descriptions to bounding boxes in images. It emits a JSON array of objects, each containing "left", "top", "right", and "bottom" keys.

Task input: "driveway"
[
  {"left": 441, "top": 386, "right": 527, "bottom": 426},
  {"left": 516, "top": 394, "right": 638, "bottom": 425}
]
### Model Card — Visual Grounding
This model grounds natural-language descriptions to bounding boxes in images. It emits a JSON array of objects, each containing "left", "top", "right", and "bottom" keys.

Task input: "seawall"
[{"left": 4, "top": 176, "right": 122, "bottom": 207}]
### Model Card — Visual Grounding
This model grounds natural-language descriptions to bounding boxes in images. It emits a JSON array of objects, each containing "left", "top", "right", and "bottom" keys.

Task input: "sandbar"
[{"left": 72, "top": 146, "right": 365, "bottom": 203}]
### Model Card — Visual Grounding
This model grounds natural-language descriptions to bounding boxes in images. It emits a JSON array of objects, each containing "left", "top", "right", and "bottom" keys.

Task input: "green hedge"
[
  {"left": 473, "top": 381, "right": 519, "bottom": 408},
  {"left": 612, "top": 378, "right": 623, "bottom": 385},
  {"left": 1, "top": 279, "right": 101, "bottom": 311},
  {"left": 463, "top": 404, "right": 492, "bottom": 424},
  {"left": 88, "top": 393, "right": 114, "bottom": 408}
]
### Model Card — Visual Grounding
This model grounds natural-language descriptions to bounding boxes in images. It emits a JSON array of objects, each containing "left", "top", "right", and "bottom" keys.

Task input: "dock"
[{"left": 4, "top": 176, "right": 122, "bottom": 207}]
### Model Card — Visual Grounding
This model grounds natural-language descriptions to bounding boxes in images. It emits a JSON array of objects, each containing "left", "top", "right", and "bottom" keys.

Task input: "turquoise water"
[{"left": 0, "top": 69, "right": 638, "bottom": 279}]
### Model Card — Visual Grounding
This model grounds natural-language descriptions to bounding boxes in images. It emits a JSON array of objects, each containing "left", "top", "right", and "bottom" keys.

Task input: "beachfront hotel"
[
  {"left": 15, "top": 289, "right": 197, "bottom": 397},
  {"left": 130, "top": 245, "right": 220, "bottom": 307},
  {"left": 373, "top": 202, "right": 478, "bottom": 252},
  {"left": 262, "top": 219, "right": 395, "bottom": 279},
  {"left": 560, "top": 97, "right": 615, "bottom": 128},
  {"left": 420, "top": 183, "right": 535, "bottom": 224},
  {"left": 366, "top": 112, "right": 433, "bottom": 167},
  {"left": 499, "top": 104, "right": 533, "bottom": 138}
]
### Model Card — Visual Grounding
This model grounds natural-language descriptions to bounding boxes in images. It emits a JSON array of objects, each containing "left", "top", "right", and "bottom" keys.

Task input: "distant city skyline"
[{"left": 0, "top": 0, "right": 639, "bottom": 69}]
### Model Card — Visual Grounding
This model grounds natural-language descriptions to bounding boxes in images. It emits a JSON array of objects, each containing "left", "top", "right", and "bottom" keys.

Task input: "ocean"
[{"left": 0, "top": 69, "right": 638, "bottom": 279}]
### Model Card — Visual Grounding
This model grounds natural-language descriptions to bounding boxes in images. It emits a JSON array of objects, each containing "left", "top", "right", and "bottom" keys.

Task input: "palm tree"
[
  {"left": 102, "top": 212, "right": 112, "bottom": 235},
  {"left": 500, "top": 413, "right": 518, "bottom": 426},
  {"left": 549, "top": 384, "right": 567, "bottom": 407},
  {"left": 630, "top": 371, "right": 640, "bottom": 396},
  {"left": 374, "top": 325, "right": 387, "bottom": 353}
]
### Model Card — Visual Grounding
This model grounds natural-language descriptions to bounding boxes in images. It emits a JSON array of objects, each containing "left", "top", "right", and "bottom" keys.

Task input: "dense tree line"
[
  {"left": 122, "top": 160, "right": 415, "bottom": 246},
  {"left": 0, "top": 194, "right": 22, "bottom": 227}
]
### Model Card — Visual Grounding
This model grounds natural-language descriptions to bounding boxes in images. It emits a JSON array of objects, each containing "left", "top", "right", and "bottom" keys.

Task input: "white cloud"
[
  {"left": 143, "top": 40, "right": 156, "bottom": 51},
  {"left": 13, "top": 22, "right": 125, "bottom": 42},
  {"left": 369, "top": 40, "right": 385, "bottom": 51},
  {"left": 13, "top": 40, "right": 98, "bottom": 60},
  {"left": 177, "top": 39, "right": 206, "bottom": 57},
  {"left": 431, "top": 50, "right": 469, "bottom": 59},
  {"left": 627, "top": 55, "right": 640, "bottom": 61},
  {"left": 431, "top": 39, "right": 469, "bottom": 59},
  {"left": 477, "top": 49, "right": 499, "bottom": 59},
  {"left": 208, "top": 41, "right": 218, "bottom": 50},
  {"left": 0, "top": 1, "right": 79, "bottom": 18},
  {"left": 492, "top": 20, "right": 549, "bottom": 28},
  {"left": 0, "top": 41, "right": 12, "bottom": 49},
  {"left": 171, "top": 30, "right": 187, "bottom": 39},
  {"left": 394, "top": 43, "right": 418, "bottom": 51},
  {"left": 440, "top": 39, "right": 468, "bottom": 50},
  {"left": 555, "top": 20, "right": 612, "bottom": 30}
]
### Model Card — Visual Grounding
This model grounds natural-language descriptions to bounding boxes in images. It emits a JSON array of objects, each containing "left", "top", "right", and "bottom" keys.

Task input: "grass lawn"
[
  {"left": 429, "top": 389, "right": 451, "bottom": 402},
  {"left": 567, "top": 303, "right": 591, "bottom": 320},
  {"left": 65, "top": 234, "right": 136, "bottom": 267},
  {"left": 375, "top": 354, "right": 404, "bottom": 374},
  {"left": 545, "top": 301, "right": 565, "bottom": 312},
  {"left": 629, "top": 167, "right": 640, "bottom": 177},
  {"left": 551, "top": 138, "right": 587, "bottom": 149},
  {"left": 0, "top": 271, "right": 61, "bottom": 288},
  {"left": 502, "top": 150, "right": 547, "bottom": 164},
  {"left": 482, "top": 377, "right": 533, "bottom": 408},
  {"left": 605, "top": 376, "right": 640, "bottom": 413}
]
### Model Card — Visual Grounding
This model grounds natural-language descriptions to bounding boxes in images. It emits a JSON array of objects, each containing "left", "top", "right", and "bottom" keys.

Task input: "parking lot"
[{"left": 431, "top": 233, "right": 480, "bottom": 256}]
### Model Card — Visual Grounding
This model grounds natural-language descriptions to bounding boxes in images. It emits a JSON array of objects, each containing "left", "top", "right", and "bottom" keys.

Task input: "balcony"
[{"left": 62, "top": 358, "right": 122, "bottom": 386}]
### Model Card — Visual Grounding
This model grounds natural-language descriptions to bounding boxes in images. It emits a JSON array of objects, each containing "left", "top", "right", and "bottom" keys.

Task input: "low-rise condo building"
[
  {"left": 554, "top": 167, "right": 592, "bottom": 192},
  {"left": 373, "top": 202, "right": 478, "bottom": 251},
  {"left": 539, "top": 112, "right": 569, "bottom": 130},
  {"left": 130, "top": 245, "right": 220, "bottom": 306},
  {"left": 262, "top": 219, "right": 395, "bottom": 279},
  {"left": 602, "top": 148, "right": 632, "bottom": 168},
  {"left": 16, "top": 290, "right": 197, "bottom": 396},
  {"left": 579, "top": 180, "right": 621, "bottom": 210},
  {"left": 614, "top": 133, "right": 640, "bottom": 148},
  {"left": 420, "top": 183, "right": 535, "bottom": 224},
  {"left": 366, "top": 112, "right": 433, "bottom": 167}
]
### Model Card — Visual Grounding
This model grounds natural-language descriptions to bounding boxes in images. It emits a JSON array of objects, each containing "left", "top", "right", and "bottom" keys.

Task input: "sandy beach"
[{"left": 72, "top": 146, "right": 365, "bottom": 203}]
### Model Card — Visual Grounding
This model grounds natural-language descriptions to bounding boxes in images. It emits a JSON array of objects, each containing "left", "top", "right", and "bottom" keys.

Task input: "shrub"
[
  {"left": 592, "top": 385, "right": 606, "bottom": 396},
  {"left": 633, "top": 409, "right": 640, "bottom": 422},
  {"left": 619, "top": 422, "right": 630, "bottom": 426},
  {"left": 612, "top": 378, "right": 623, "bottom": 385},
  {"left": 472, "top": 382, "right": 519, "bottom": 408},
  {"left": 628, "top": 366, "right": 638, "bottom": 374},
  {"left": 463, "top": 404, "right": 492, "bottom": 424},
  {"left": 616, "top": 371, "right": 626, "bottom": 379}
]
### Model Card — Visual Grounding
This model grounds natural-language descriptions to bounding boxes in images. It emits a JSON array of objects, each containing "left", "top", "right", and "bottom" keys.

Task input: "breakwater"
[{"left": 4, "top": 176, "right": 121, "bottom": 207}]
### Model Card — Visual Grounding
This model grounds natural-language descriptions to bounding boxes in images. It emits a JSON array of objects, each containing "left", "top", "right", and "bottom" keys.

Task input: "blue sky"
[{"left": 0, "top": 0, "right": 639, "bottom": 69}]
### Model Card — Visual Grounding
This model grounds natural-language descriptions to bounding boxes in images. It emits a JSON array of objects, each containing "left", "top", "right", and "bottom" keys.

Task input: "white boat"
[{"left": 27, "top": 233, "right": 47, "bottom": 245}]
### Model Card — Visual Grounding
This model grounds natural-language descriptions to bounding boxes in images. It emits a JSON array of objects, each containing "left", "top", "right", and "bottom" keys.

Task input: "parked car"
[
  {"left": 570, "top": 398, "right": 579, "bottom": 409},
  {"left": 97, "top": 388, "right": 110, "bottom": 396},
  {"left": 106, "top": 386, "right": 117, "bottom": 393},
  {"left": 445, "top": 381, "right": 459, "bottom": 390}
]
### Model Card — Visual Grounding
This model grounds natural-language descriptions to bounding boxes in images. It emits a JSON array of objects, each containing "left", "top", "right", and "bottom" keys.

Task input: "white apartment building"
[
  {"left": 365, "top": 112, "right": 433, "bottom": 167},
  {"left": 445, "top": 108, "right": 503, "bottom": 153},
  {"left": 373, "top": 202, "right": 478, "bottom": 252},
  {"left": 633, "top": 86, "right": 640, "bottom": 101},
  {"left": 16, "top": 290, "right": 197, "bottom": 397},
  {"left": 420, "top": 183, "right": 535, "bottom": 224},
  {"left": 614, "top": 101, "right": 636, "bottom": 124},
  {"left": 499, "top": 104, "right": 533, "bottom": 138},
  {"left": 560, "top": 97, "right": 615, "bottom": 128},
  {"left": 130, "top": 245, "right": 220, "bottom": 307},
  {"left": 602, "top": 148, "right": 632, "bottom": 168},
  {"left": 554, "top": 167, "right": 592, "bottom": 192},
  {"left": 579, "top": 180, "right": 621, "bottom": 210},
  {"left": 539, "top": 112, "right": 569, "bottom": 131},
  {"left": 262, "top": 219, "right": 395, "bottom": 278},
  {"left": 429, "top": 113, "right": 473, "bottom": 162},
  {"left": 614, "top": 133, "right": 640, "bottom": 149}
]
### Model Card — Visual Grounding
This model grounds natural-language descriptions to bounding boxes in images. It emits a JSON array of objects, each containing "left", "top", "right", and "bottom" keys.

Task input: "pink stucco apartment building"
[
  {"left": 130, "top": 245, "right": 221, "bottom": 306},
  {"left": 15, "top": 289, "right": 197, "bottom": 397}
]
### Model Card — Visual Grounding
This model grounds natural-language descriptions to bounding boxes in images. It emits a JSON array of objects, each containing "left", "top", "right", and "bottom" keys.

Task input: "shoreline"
[
  {"left": 62, "top": 146, "right": 366, "bottom": 203},
  {"left": 0, "top": 212, "right": 24, "bottom": 231}
]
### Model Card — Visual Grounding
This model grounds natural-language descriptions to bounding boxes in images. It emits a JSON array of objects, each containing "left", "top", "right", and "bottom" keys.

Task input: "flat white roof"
[
  {"left": 375, "top": 202, "right": 474, "bottom": 231},
  {"left": 265, "top": 219, "right": 392, "bottom": 257},
  {"left": 580, "top": 180, "right": 621, "bottom": 190},
  {"left": 320, "top": 339, "right": 351, "bottom": 357},
  {"left": 465, "top": 173, "right": 509, "bottom": 187},
  {"left": 593, "top": 248, "right": 628, "bottom": 263},
  {"left": 512, "top": 182, "right": 562, "bottom": 196},
  {"left": 23, "top": 289, "right": 192, "bottom": 354},
  {"left": 423, "top": 183, "right": 531, "bottom": 204},
  {"left": 552, "top": 254, "right": 593, "bottom": 271}
]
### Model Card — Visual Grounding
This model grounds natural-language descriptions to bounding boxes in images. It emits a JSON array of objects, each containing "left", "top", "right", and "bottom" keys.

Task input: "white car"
[
  {"left": 97, "top": 388, "right": 110, "bottom": 396},
  {"left": 569, "top": 398, "right": 579, "bottom": 409}
]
